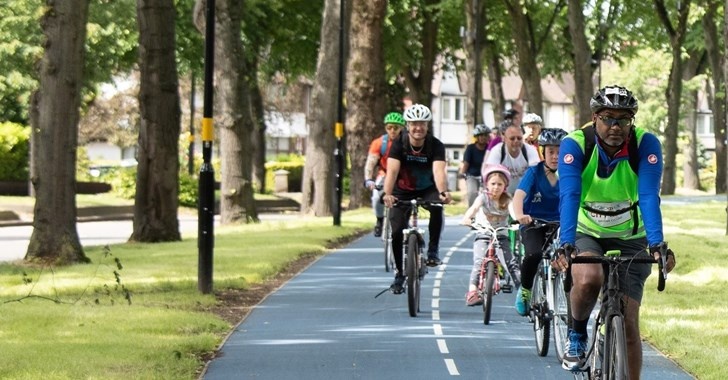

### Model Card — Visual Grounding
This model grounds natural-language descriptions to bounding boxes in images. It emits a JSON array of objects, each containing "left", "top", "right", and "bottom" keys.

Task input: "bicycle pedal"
[{"left": 502, "top": 285, "right": 513, "bottom": 293}]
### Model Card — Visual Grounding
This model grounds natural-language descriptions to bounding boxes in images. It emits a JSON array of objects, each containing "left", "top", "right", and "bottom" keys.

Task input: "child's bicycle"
[
  {"left": 568, "top": 248, "right": 668, "bottom": 379},
  {"left": 469, "top": 221, "right": 517, "bottom": 325}
]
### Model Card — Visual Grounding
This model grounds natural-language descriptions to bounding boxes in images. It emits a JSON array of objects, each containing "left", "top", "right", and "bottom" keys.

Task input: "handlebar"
[{"left": 392, "top": 199, "right": 444, "bottom": 208}]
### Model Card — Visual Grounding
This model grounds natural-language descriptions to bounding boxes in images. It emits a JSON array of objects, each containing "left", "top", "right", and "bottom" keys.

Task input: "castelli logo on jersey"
[
  {"left": 648, "top": 154, "right": 658, "bottom": 164},
  {"left": 564, "top": 154, "right": 574, "bottom": 164}
]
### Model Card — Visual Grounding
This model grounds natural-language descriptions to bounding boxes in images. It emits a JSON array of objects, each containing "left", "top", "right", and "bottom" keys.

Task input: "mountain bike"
[
  {"left": 569, "top": 249, "right": 667, "bottom": 380},
  {"left": 397, "top": 199, "right": 443, "bottom": 317},
  {"left": 523, "top": 219, "right": 569, "bottom": 359},
  {"left": 469, "top": 222, "right": 515, "bottom": 325}
]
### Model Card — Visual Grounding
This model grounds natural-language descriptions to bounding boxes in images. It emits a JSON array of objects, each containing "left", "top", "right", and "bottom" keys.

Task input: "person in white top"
[{"left": 481, "top": 123, "right": 540, "bottom": 195}]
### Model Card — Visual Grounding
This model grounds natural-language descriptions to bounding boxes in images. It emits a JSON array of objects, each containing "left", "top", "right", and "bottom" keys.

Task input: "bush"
[
  {"left": 179, "top": 171, "right": 199, "bottom": 208},
  {"left": 0, "top": 122, "right": 30, "bottom": 181},
  {"left": 264, "top": 155, "right": 305, "bottom": 193}
]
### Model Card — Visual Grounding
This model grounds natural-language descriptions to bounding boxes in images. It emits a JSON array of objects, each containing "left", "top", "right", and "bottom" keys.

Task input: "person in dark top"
[
  {"left": 459, "top": 124, "right": 491, "bottom": 206},
  {"left": 382, "top": 104, "right": 452, "bottom": 294}
]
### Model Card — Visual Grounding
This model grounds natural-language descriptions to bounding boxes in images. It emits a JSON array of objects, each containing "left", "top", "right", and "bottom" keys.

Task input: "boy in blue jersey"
[
  {"left": 511, "top": 128, "right": 568, "bottom": 316},
  {"left": 552, "top": 85, "right": 676, "bottom": 379}
]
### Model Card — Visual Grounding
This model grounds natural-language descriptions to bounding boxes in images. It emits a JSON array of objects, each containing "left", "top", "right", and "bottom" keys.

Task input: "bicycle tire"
[
  {"left": 604, "top": 315, "right": 629, "bottom": 380},
  {"left": 406, "top": 233, "right": 419, "bottom": 317},
  {"left": 533, "top": 264, "right": 550, "bottom": 357},
  {"left": 553, "top": 271, "right": 571, "bottom": 362},
  {"left": 482, "top": 261, "right": 496, "bottom": 325},
  {"left": 383, "top": 217, "right": 392, "bottom": 272}
]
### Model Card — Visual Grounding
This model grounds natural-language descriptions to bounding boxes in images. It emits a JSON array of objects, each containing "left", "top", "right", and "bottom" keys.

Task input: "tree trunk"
[
  {"left": 463, "top": 0, "right": 485, "bottom": 129},
  {"left": 402, "top": 0, "right": 439, "bottom": 107},
  {"left": 654, "top": 0, "right": 691, "bottom": 195},
  {"left": 26, "top": 0, "right": 89, "bottom": 264},
  {"left": 723, "top": 0, "right": 728, "bottom": 234},
  {"left": 301, "top": 0, "right": 340, "bottom": 216},
  {"left": 249, "top": 56, "right": 267, "bottom": 194},
  {"left": 567, "top": 0, "right": 594, "bottom": 126},
  {"left": 682, "top": 89, "right": 701, "bottom": 189},
  {"left": 132, "top": 0, "right": 182, "bottom": 242},
  {"left": 345, "top": 0, "right": 387, "bottom": 209},
  {"left": 483, "top": 7, "right": 505, "bottom": 123},
  {"left": 507, "top": 5, "right": 543, "bottom": 116},
  {"left": 215, "top": 0, "right": 257, "bottom": 223},
  {"left": 704, "top": 1, "right": 727, "bottom": 194}
]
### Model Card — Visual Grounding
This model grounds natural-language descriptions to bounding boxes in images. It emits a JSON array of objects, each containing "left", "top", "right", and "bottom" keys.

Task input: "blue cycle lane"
[{"left": 202, "top": 216, "right": 694, "bottom": 380}]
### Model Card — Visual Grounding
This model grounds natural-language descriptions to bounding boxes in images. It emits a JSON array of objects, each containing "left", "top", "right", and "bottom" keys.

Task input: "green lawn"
[{"left": 0, "top": 197, "right": 722, "bottom": 379}]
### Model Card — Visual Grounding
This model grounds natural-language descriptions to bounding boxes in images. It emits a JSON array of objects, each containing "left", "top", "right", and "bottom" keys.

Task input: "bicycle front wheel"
[
  {"left": 604, "top": 315, "right": 629, "bottom": 380},
  {"left": 406, "top": 233, "right": 420, "bottom": 317},
  {"left": 552, "top": 271, "right": 571, "bottom": 362},
  {"left": 532, "top": 264, "right": 550, "bottom": 357},
  {"left": 482, "top": 261, "right": 496, "bottom": 325}
]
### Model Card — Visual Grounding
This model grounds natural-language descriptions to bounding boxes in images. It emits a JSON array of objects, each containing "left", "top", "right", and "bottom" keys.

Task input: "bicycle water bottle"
[{"left": 508, "top": 224, "right": 518, "bottom": 254}]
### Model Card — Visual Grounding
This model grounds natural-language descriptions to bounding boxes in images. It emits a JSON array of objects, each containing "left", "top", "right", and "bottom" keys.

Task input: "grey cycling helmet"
[
  {"left": 522, "top": 113, "right": 543, "bottom": 125},
  {"left": 473, "top": 124, "right": 491, "bottom": 136},
  {"left": 537, "top": 128, "right": 568, "bottom": 146},
  {"left": 403, "top": 104, "right": 433, "bottom": 122},
  {"left": 590, "top": 85, "right": 638, "bottom": 114}
]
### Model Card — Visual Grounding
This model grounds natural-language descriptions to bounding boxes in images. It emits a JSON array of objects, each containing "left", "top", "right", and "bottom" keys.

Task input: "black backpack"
[
  {"left": 499, "top": 143, "right": 528, "bottom": 164},
  {"left": 580, "top": 124, "right": 639, "bottom": 174},
  {"left": 579, "top": 124, "right": 641, "bottom": 234}
]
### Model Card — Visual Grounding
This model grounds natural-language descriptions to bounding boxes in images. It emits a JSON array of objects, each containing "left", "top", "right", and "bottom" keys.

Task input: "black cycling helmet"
[
  {"left": 502, "top": 108, "right": 519, "bottom": 120},
  {"left": 590, "top": 85, "right": 638, "bottom": 114},
  {"left": 497, "top": 120, "right": 513, "bottom": 134},
  {"left": 537, "top": 128, "right": 568, "bottom": 146}
]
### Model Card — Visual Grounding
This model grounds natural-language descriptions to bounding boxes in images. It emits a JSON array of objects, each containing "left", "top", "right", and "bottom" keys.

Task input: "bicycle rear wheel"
[
  {"left": 482, "top": 261, "right": 496, "bottom": 325},
  {"left": 603, "top": 315, "right": 628, "bottom": 380},
  {"left": 406, "top": 233, "right": 420, "bottom": 317},
  {"left": 552, "top": 271, "right": 571, "bottom": 362},
  {"left": 532, "top": 264, "right": 550, "bottom": 357}
]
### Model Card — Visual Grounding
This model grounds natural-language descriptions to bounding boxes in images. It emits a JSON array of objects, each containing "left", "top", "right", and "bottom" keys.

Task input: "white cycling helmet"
[
  {"left": 522, "top": 113, "right": 543, "bottom": 125},
  {"left": 403, "top": 104, "right": 432, "bottom": 122}
]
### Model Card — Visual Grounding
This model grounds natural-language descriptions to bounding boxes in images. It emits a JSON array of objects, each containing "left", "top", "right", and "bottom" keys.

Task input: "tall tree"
[
  {"left": 216, "top": 0, "right": 258, "bottom": 223},
  {"left": 567, "top": 0, "right": 593, "bottom": 125},
  {"left": 654, "top": 0, "right": 691, "bottom": 195},
  {"left": 723, "top": 0, "right": 728, "bottom": 233},
  {"left": 301, "top": 0, "right": 341, "bottom": 215},
  {"left": 26, "top": 0, "right": 89, "bottom": 263},
  {"left": 463, "top": 0, "right": 486, "bottom": 128},
  {"left": 502, "top": 0, "right": 565, "bottom": 116},
  {"left": 703, "top": 0, "right": 726, "bottom": 194},
  {"left": 345, "top": 0, "right": 388, "bottom": 209},
  {"left": 132, "top": 0, "right": 182, "bottom": 242}
]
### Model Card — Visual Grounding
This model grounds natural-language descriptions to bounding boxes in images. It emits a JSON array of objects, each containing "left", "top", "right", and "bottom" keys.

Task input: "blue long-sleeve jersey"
[{"left": 558, "top": 131, "right": 664, "bottom": 246}]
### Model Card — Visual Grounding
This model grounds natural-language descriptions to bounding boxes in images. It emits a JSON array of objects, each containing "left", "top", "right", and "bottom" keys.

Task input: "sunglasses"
[{"left": 597, "top": 115, "right": 633, "bottom": 128}]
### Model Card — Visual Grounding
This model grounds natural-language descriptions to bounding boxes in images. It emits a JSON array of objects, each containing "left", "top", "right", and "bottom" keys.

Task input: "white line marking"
[
  {"left": 432, "top": 288, "right": 440, "bottom": 297},
  {"left": 445, "top": 358, "right": 460, "bottom": 375},
  {"left": 432, "top": 310, "right": 440, "bottom": 321},
  {"left": 432, "top": 298, "right": 439, "bottom": 309},
  {"left": 433, "top": 324, "right": 443, "bottom": 336},
  {"left": 436, "top": 271, "right": 444, "bottom": 279},
  {"left": 437, "top": 339, "right": 449, "bottom": 354},
  {"left": 434, "top": 279, "right": 441, "bottom": 288}
]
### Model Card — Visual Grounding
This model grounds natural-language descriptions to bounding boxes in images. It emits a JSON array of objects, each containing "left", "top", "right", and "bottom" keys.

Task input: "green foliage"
[
  {"left": 0, "top": 122, "right": 30, "bottom": 181},
  {"left": 178, "top": 171, "right": 199, "bottom": 208},
  {"left": 264, "top": 158, "right": 304, "bottom": 193},
  {"left": 106, "top": 167, "right": 137, "bottom": 199}
]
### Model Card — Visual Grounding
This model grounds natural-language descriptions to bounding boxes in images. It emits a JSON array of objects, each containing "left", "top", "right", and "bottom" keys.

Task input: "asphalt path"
[{"left": 202, "top": 216, "right": 694, "bottom": 380}]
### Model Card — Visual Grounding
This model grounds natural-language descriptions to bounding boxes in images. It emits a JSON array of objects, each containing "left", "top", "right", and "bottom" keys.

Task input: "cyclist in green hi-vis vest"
[{"left": 552, "top": 85, "right": 676, "bottom": 379}]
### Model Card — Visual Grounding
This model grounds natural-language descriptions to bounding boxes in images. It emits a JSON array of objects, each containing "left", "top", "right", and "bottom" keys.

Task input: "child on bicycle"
[
  {"left": 460, "top": 164, "right": 522, "bottom": 306},
  {"left": 511, "top": 128, "right": 568, "bottom": 316}
]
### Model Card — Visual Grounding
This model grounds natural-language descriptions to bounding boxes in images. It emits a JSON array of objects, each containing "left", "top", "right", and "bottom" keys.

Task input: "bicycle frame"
[
  {"left": 569, "top": 252, "right": 666, "bottom": 380},
  {"left": 470, "top": 222, "right": 511, "bottom": 325}
]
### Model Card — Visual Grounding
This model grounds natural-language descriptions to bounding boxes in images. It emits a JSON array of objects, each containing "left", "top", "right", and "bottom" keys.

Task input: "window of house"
[
  {"left": 442, "top": 96, "right": 466, "bottom": 122},
  {"left": 697, "top": 112, "right": 714, "bottom": 135}
]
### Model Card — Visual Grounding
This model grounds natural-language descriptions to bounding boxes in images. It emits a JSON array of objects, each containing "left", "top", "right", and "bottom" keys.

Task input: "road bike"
[
  {"left": 569, "top": 249, "right": 667, "bottom": 380},
  {"left": 522, "top": 219, "right": 570, "bottom": 360},
  {"left": 397, "top": 199, "right": 442, "bottom": 317},
  {"left": 469, "top": 221, "right": 516, "bottom": 325}
]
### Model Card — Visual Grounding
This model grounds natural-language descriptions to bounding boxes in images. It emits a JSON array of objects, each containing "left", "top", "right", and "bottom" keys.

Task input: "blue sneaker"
[
  {"left": 562, "top": 329, "right": 588, "bottom": 371},
  {"left": 514, "top": 286, "right": 531, "bottom": 316}
]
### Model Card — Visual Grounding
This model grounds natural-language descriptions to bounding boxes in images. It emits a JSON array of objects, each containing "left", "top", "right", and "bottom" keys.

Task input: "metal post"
[
  {"left": 198, "top": 0, "right": 215, "bottom": 294},
  {"left": 333, "top": 0, "right": 345, "bottom": 226}
]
